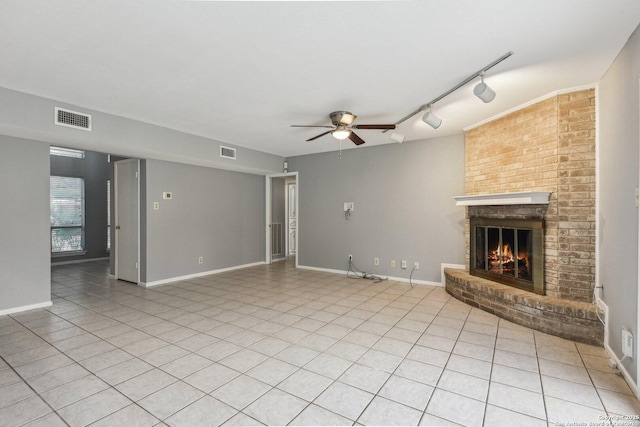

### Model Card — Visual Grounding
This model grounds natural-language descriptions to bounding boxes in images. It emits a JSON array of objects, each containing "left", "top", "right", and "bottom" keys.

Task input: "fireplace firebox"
[{"left": 470, "top": 217, "right": 544, "bottom": 295}]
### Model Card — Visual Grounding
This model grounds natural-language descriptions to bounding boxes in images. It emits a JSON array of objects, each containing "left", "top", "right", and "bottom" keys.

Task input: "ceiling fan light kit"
[{"left": 332, "top": 127, "right": 351, "bottom": 140}]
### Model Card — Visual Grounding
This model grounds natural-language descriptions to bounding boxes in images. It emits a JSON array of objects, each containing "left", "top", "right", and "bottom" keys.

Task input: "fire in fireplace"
[{"left": 470, "top": 217, "right": 544, "bottom": 295}]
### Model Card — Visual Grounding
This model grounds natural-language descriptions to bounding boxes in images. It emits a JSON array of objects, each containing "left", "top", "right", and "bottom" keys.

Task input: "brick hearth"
[{"left": 445, "top": 268, "right": 603, "bottom": 345}]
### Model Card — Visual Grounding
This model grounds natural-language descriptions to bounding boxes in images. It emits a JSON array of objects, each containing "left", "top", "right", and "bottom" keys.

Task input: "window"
[
  {"left": 50, "top": 176, "right": 85, "bottom": 253},
  {"left": 50, "top": 146, "right": 85, "bottom": 159},
  {"left": 107, "top": 179, "right": 111, "bottom": 250}
]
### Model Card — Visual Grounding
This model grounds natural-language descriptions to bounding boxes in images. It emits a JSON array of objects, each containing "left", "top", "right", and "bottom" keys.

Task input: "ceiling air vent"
[
  {"left": 55, "top": 107, "right": 91, "bottom": 131},
  {"left": 220, "top": 146, "right": 236, "bottom": 160}
]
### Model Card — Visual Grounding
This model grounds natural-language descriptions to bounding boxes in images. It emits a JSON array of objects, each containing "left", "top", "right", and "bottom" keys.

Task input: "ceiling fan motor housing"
[{"left": 330, "top": 111, "right": 356, "bottom": 126}]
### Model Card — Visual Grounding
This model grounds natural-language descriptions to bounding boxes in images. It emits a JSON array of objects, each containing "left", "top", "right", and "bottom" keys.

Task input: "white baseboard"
[
  {"left": 441, "top": 263, "right": 465, "bottom": 287},
  {"left": 51, "top": 257, "right": 109, "bottom": 266},
  {"left": 0, "top": 301, "right": 53, "bottom": 316},
  {"left": 297, "top": 264, "right": 441, "bottom": 287},
  {"left": 140, "top": 261, "right": 265, "bottom": 288},
  {"left": 297, "top": 265, "right": 348, "bottom": 275},
  {"left": 605, "top": 343, "right": 639, "bottom": 399},
  {"left": 599, "top": 297, "right": 637, "bottom": 399}
]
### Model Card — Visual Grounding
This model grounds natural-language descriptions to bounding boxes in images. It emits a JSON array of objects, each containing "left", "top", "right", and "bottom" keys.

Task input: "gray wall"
[
  {"left": 143, "top": 159, "right": 265, "bottom": 284},
  {"left": 287, "top": 134, "right": 465, "bottom": 282},
  {"left": 0, "top": 87, "right": 284, "bottom": 176},
  {"left": 51, "top": 149, "right": 110, "bottom": 263},
  {"left": 598, "top": 23, "right": 640, "bottom": 381},
  {"left": 271, "top": 177, "right": 286, "bottom": 259},
  {"left": 0, "top": 135, "right": 51, "bottom": 311}
]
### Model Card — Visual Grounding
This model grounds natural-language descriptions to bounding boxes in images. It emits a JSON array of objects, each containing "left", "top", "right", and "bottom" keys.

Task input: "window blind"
[
  {"left": 50, "top": 176, "right": 84, "bottom": 252},
  {"left": 50, "top": 146, "right": 85, "bottom": 159}
]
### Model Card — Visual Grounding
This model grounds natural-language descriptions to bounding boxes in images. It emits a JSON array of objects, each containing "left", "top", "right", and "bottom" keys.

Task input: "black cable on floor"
[{"left": 347, "top": 259, "right": 388, "bottom": 283}]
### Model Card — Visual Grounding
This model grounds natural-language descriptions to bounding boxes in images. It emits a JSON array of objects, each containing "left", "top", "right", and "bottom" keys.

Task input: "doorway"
[
  {"left": 266, "top": 172, "right": 298, "bottom": 267},
  {"left": 114, "top": 159, "right": 140, "bottom": 283}
]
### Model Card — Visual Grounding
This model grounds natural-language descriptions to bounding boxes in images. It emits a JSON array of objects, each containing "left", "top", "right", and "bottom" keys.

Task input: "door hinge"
[
  {"left": 135, "top": 171, "right": 138, "bottom": 179},
  {"left": 135, "top": 262, "right": 138, "bottom": 269}
]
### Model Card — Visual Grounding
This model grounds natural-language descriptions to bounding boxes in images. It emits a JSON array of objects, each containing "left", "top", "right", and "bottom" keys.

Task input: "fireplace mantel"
[{"left": 453, "top": 191, "right": 552, "bottom": 206}]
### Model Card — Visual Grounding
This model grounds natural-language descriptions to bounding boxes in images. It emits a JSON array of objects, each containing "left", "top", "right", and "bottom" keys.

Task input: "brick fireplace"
[{"left": 444, "top": 88, "right": 603, "bottom": 345}]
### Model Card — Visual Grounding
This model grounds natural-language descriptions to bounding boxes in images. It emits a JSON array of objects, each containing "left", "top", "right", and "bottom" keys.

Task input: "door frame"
[
  {"left": 114, "top": 158, "right": 140, "bottom": 284},
  {"left": 266, "top": 172, "right": 299, "bottom": 267}
]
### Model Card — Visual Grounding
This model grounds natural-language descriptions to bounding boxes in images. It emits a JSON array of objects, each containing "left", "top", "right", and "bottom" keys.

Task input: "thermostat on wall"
[{"left": 163, "top": 192, "right": 172, "bottom": 200}]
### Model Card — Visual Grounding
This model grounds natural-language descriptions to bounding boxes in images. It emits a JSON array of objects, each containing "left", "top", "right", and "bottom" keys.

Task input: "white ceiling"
[{"left": 2, "top": 1, "right": 639, "bottom": 157}]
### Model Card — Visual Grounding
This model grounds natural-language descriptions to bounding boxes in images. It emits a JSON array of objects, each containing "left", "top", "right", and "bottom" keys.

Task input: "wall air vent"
[
  {"left": 54, "top": 107, "right": 92, "bottom": 131},
  {"left": 220, "top": 146, "right": 236, "bottom": 160}
]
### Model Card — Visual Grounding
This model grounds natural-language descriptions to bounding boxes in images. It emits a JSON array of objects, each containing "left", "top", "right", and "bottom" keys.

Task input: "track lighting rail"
[{"left": 384, "top": 51, "right": 514, "bottom": 131}]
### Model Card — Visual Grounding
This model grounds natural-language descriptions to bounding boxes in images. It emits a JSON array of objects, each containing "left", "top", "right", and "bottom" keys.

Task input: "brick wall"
[{"left": 464, "top": 89, "right": 596, "bottom": 302}]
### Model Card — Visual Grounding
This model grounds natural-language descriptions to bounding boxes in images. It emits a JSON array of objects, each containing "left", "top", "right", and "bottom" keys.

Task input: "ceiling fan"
[{"left": 291, "top": 111, "right": 396, "bottom": 146}]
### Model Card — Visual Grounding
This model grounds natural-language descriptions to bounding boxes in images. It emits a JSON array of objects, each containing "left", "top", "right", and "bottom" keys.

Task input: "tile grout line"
[{"left": 0, "top": 352, "right": 69, "bottom": 426}]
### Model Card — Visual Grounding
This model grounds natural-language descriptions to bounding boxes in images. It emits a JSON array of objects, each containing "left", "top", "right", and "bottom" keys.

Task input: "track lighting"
[
  {"left": 331, "top": 126, "right": 351, "bottom": 140},
  {"left": 422, "top": 106, "right": 442, "bottom": 129},
  {"left": 474, "top": 72, "right": 495, "bottom": 103},
  {"left": 390, "top": 132, "right": 405, "bottom": 143},
  {"left": 386, "top": 51, "right": 513, "bottom": 131}
]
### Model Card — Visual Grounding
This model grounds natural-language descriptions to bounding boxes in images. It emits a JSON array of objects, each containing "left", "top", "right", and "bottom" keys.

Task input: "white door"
[
  {"left": 288, "top": 183, "right": 297, "bottom": 255},
  {"left": 115, "top": 159, "right": 139, "bottom": 283}
]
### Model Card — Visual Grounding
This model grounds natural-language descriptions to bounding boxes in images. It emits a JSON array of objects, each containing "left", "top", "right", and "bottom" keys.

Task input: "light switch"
[{"left": 163, "top": 192, "right": 172, "bottom": 200}]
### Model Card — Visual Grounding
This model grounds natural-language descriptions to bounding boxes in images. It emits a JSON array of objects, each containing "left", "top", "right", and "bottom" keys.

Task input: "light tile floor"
[{"left": 1, "top": 258, "right": 639, "bottom": 426}]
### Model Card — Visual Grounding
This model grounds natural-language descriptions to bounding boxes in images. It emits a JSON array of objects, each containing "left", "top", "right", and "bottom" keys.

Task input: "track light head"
[
  {"left": 390, "top": 132, "right": 405, "bottom": 143},
  {"left": 474, "top": 72, "right": 496, "bottom": 103},
  {"left": 422, "top": 106, "right": 442, "bottom": 129}
]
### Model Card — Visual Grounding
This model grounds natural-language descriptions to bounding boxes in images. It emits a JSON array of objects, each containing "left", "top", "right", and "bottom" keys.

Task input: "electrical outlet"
[
  {"left": 401, "top": 260, "right": 407, "bottom": 269},
  {"left": 391, "top": 260, "right": 396, "bottom": 268},
  {"left": 374, "top": 257, "right": 379, "bottom": 266},
  {"left": 153, "top": 202, "right": 159, "bottom": 210},
  {"left": 414, "top": 262, "right": 419, "bottom": 270},
  {"left": 198, "top": 256, "right": 204, "bottom": 264}
]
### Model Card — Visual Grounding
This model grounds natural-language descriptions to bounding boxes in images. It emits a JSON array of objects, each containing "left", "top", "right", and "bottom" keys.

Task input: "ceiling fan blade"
[
  {"left": 307, "top": 130, "right": 332, "bottom": 141},
  {"left": 348, "top": 131, "right": 366, "bottom": 146},
  {"left": 291, "top": 125, "right": 334, "bottom": 128},
  {"left": 352, "top": 124, "right": 396, "bottom": 130}
]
